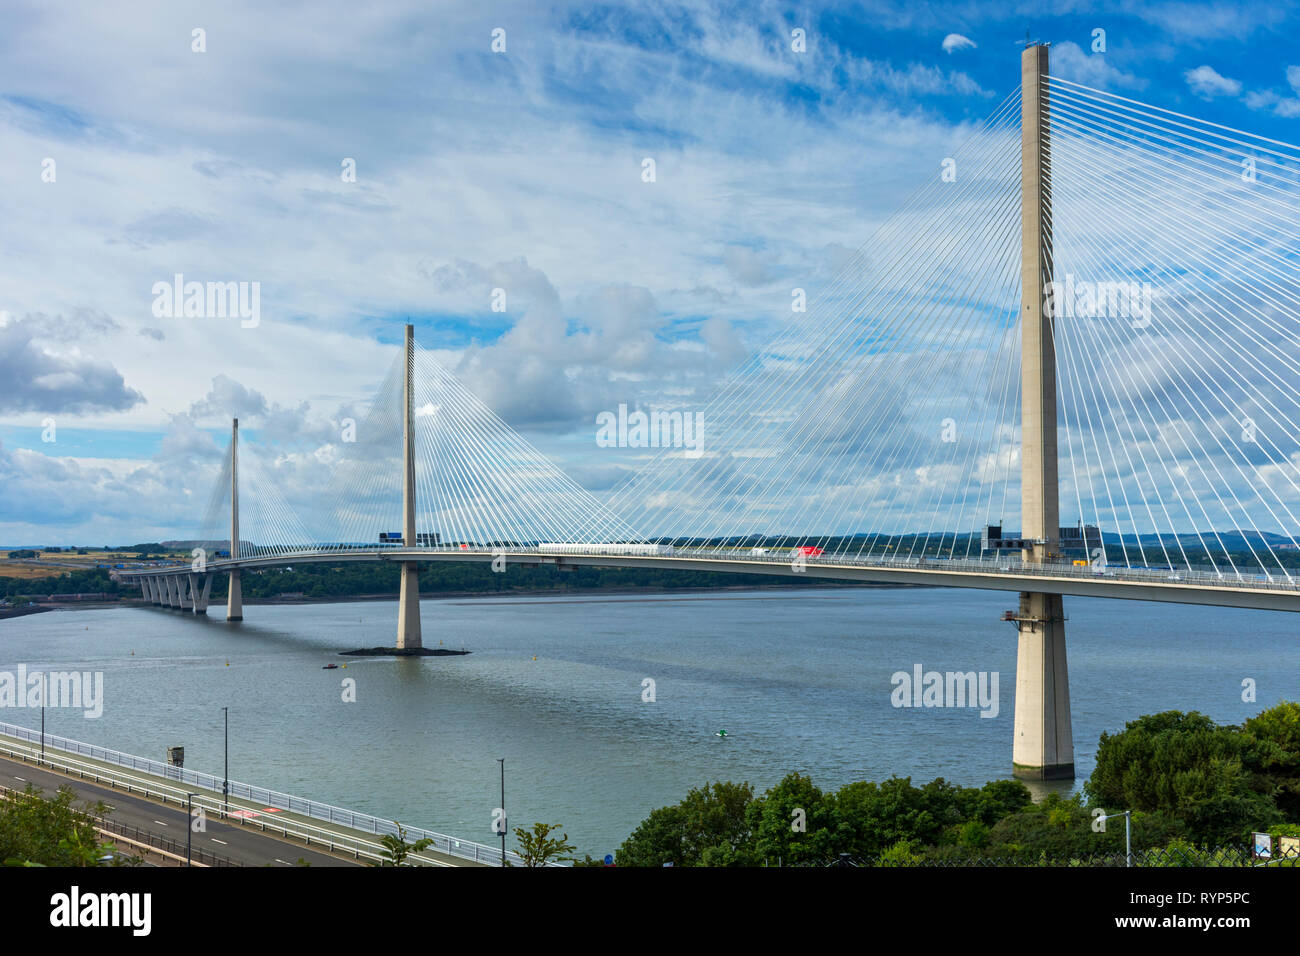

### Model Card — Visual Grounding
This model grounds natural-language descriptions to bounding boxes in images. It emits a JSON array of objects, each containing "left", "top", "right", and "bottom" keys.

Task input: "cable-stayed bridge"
[{"left": 114, "top": 46, "right": 1300, "bottom": 780}]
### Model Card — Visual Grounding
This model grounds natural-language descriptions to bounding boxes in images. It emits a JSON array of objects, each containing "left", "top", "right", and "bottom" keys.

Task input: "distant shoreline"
[
  {"left": 0, "top": 605, "right": 54, "bottom": 621},
  {"left": 239, "top": 580, "right": 910, "bottom": 606},
  {"left": 5, "top": 579, "right": 917, "bottom": 616}
]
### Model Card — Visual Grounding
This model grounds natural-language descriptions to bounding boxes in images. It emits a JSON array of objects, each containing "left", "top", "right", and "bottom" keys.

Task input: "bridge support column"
[
  {"left": 227, "top": 570, "right": 243, "bottom": 622},
  {"left": 164, "top": 575, "right": 179, "bottom": 608},
  {"left": 1014, "top": 42, "right": 1074, "bottom": 780},
  {"left": 191, "top": 573, "right": 212, "bottom": 615},
  {"left": 148, "top": 578, "right": 162, "bottom": 605},
  {"left": 227, "top": 418, "right": 244, "bottom": 623},
  {"left": 1011, "top": 592, "right": 1073, "bottom": 779},
  {"left": 176, "top": 575, "right": 193, "bottom": 611},
  {"left": 397, "top": 563, "right": 422, "bottom": 649},
  {"left": 139, "top": 581, "right": 148, "bottom": 602},
  {"left": 395, "top": 323, "right": 423, "bottom": 650}
]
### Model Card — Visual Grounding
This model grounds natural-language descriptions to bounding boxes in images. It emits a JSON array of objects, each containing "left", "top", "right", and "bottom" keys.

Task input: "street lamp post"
[
  {"left": 40, "top": 704, "right": 44, "bottom": 766},
  {"left": 1099, "top": 810, "right": 1133, "bottom": 867},
  {"left": 185, "top": 792, "right": 198, "bottom": 867},
  {"left": 222, "top": 707, "right": 229, "bottom": 818},
  {"left": 498, "top": 758, "right": 506, "bottom": 867}
]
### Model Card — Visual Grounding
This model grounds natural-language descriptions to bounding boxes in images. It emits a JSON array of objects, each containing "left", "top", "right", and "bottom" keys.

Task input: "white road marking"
[
  {"left": 211, "top": 838, "right": 228, "bottom": 845},
  {"left": 13, "top": 777, "right": 25, "bottom": 782},
  {"left": 274, "top": 859, "right": 290, "bottom": 866},
  {"left": 153, "top": 820, "right": 168, "bottom": 827}
]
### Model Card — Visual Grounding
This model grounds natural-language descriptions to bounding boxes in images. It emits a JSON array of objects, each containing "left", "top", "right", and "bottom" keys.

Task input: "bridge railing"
[
  {"left": 0, "top": 720, "right": 537, "bottom": 867},
  {"left": 598, "top": 546, "right": 1300, "bottom": 591}
]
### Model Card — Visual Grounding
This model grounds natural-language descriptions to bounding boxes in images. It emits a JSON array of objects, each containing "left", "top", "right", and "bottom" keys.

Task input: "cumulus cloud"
[
  {"left": 1244, "top": 65, "right": 1300, "bottom": 116},
  {"left": 1184, "top": 64, "right": 1243, "bottom": 99},
  {"left": 0, "top": 313, "right": 144, "bottom": 414},
  {"left": 189, "top": 374, "right": 268, "bottom": 422},
  {"left": 942, "top": 34, "right": 976, "bottom": 54}
]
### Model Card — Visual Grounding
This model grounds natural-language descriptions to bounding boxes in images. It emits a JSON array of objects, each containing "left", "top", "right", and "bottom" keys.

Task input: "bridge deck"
[{"left": 116, "top": 547, "right": 1300, "bottom": 613}]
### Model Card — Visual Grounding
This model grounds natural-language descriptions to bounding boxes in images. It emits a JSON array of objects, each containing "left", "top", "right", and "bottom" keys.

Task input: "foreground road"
[{"left": 0, "top": 754, "right": 356, "bottom": 867}]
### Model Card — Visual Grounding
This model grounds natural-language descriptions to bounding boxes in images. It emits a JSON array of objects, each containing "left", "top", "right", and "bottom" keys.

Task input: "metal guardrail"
[
  {"left": 95, "top": 815, "right": 240, "bottom": 867},
  {"left": 0, "top": 736, "right": 415, "bottom": 865},
  {"left": 0, "top": 722, "right": 533, "bottom": 866}
]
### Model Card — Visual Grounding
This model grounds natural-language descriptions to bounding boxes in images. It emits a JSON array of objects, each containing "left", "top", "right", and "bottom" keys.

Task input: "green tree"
[
  {"left": 1242, "top": 700, "right": 1300, "bottom": 820},
  {"left": 0, "top": 785, "right": 116, "bottom": 867},
  {"left": 615, "top": 781, "right": 755, "bottom": 866},
  {"left": 1086, "top": 710, "right": 1280, "bottom": 845},
  {"left": 371, "top": 823, "right": 434, "bottom": 866},
  {"left": 512, "top": 822, "right": 576, "bottom": 867},
  {"left": 876, "top": 838, "right": 923, "bottom": 867},
  {"left": 831, "top": 776, "right": 966, "bottom": 857},
  {"left": 748, "top": 772, "right": 837, "bottom": 865}
]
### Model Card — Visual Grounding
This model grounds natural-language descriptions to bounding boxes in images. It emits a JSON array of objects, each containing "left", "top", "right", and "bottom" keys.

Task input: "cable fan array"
[
  {"left": 201, "top": 344, "right": 641, "bottom": 555},
  {"left": 607, "top": 89, "right": 1028, "bottom": 561},
  {"left": 193, "top": 77, "right": 1300, "bottom": 579},
  {"left": 198, "top": 430, "right": 315, "bottom": 558},
  {"left": 1045, "top": 76, "right": 1300, "bottom": 574}
]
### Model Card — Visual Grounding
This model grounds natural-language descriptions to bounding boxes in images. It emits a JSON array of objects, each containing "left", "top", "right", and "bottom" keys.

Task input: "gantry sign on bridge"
[{"left": 117, "top": 45, "right": 1300, "bottom": 781}]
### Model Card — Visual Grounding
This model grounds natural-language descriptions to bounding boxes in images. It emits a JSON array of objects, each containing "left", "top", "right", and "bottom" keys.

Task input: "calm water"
[{"left": 0, "top": 587, "right": 1295, "bottom": 856}]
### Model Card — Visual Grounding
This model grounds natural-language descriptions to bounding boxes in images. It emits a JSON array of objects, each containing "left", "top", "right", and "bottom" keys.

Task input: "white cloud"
[
  {"left": 0, "top": 313, "right": 145, "bottom": 414},
  {"left": 1245, "top": 65, "right": 1300, "bottom": 117},
  {"left": 942, "top": 34, "right": 976, "bottom": 54},
  {"left": 1184, "top": 64, "right": 1243, "bottom": 99}
]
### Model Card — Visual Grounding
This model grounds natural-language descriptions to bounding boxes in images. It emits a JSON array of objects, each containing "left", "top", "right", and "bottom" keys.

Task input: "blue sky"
[{"left": 2, "top": 0, "right": 1299, "bottom": 545}]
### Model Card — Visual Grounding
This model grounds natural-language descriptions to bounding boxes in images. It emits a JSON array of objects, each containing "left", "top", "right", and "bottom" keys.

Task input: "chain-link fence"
[{"left": 806, "top": 845, "right": 1300, "bottom": 867}]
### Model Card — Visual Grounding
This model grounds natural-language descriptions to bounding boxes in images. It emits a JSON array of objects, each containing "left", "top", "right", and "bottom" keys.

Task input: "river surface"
[{"left": 0, "top": 587, "right": 1294, "bottom": 856}]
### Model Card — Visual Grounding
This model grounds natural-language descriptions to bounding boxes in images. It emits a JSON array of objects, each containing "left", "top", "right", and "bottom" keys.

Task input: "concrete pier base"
[
  {"left": 397, "top": 562, "right": 422, "bottom": 649},
  {"left": 1011, "top": 591, "right": 1074, "bottom": 780},
  {"left": 227, "top": 569, "right": 243, "bottom": 622},
  {"left": 176, "top": 575, "right": 194, "bottom": 611},
  {"left": 191, "top": 573, "right": 212, "bottom": 615}
]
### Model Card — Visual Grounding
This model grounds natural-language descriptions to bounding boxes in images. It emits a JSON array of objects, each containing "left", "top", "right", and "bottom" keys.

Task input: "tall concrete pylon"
[
  {"left": 1013, "top": 42, "right": 1074, "bottom": 780},
  {"left": 227, "top": 417, "right": 244, "bottom": 622},
  {"left": 396, "top": 324, "right": 423, "bottom": 649}
]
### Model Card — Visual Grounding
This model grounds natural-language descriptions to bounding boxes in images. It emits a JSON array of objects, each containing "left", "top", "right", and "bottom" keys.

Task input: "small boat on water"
[{"left": 322, "top": 663, "right": 340, "bottom": 669}]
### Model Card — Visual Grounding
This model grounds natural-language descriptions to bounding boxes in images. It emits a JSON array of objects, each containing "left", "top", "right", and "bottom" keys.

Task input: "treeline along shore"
[{"left": 0, "top": 561, "right": 906, "bottom": 608}]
